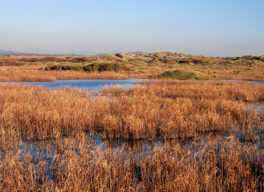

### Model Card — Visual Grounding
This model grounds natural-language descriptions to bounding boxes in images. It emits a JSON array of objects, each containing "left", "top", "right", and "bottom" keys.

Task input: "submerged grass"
[
  {"left": 0, "top": 134, "right": 263, "bottom": 191},
  {"left": 0, "top": 80, "right": 264, "bottom": 191}
]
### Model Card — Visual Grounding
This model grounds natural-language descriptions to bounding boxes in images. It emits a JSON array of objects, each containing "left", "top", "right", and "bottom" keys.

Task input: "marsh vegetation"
[
  {"left": 1, "top": 52, "right": 264, "bottom": 81},
  {"left": 0, "top": 80, "right": 264, "bottom": 191}
]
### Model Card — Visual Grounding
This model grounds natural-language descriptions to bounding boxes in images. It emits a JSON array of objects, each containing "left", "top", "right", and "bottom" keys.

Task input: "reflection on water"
[
  {"left": 1, "top": 129, "right": 263, "bottom": 163},
  {"left": 247, "top": 103, "right": 264, "bottom": 112},
  {"left": 0, "top": 129, "right": 263, "bottom": 187},
  {"left": 13, "top": 79, "right": 264, "bottom": 91},
  {"left": 16, "top": 79, "right": 143, "bottom": 91}
]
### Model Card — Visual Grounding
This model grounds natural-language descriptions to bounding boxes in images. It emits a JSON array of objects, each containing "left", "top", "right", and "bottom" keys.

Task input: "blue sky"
[{"left": 0, "top": 0, "right": 263, "bottom": 56}]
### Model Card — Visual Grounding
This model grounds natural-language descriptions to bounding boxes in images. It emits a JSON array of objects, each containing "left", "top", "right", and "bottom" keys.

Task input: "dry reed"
[
  {"left": 0, "top": 135, "right": 263, "bottom": 191},
  {"left": 0, "top": 81, "right": 263, "bottom": 140},
  {"left": 0, "top": 71, "right": 135, "bottom": 82},
  {"left": 0, "top": 80, "right": 264, "bottom": 191}
]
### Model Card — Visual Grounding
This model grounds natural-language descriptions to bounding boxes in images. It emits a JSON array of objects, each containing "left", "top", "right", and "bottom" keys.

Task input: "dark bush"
[
  {"left": 178, "top": 60, "right": 189, "bottom": 64},
  {"left": 192, "top": 59, "right": 204, "bottom": 64},
  {"left": 19, "top": 57, "right": 69, "bottom": 63},
  {"left": 71, "top": 57, "right": 89, "bottom": 63},
  {"left": 242, "top": 55, "right": 261, "bottom": 61},
  {"left": 232, "top": 57, "right": 240, "bottom": 61},
  {"left": 115, "top": 53, "right": 123, "bottom": 58}
]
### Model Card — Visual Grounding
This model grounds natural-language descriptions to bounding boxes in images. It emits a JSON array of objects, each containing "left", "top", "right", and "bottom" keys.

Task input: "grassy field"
[
  {"left": 0, "top": 81, "right": 264, "bottom": 191},
  {"left": 0, "top": 52, "right": 264, "bottom": 81}
]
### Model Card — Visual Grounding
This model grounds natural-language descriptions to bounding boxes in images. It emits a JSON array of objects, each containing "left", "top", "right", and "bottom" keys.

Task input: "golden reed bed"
[
  {"left": 0, "top": 80, "right": 264, "bottom": 191},
  {"left": 0, "top": 81, "right": 263, "bottom": 140}
]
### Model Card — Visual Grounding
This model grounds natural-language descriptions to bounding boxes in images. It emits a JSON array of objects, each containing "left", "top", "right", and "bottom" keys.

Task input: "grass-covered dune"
[{"left": 0, "top": 52, "right": 264, "bottom": 81}]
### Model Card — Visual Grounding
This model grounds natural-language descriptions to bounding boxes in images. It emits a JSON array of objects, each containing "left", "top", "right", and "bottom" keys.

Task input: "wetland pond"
[
  {"left": 1, "top": 79, "right": 264, "bottom": 187},
  {"left": 15, "top": 79, "right": 143, "bottom": 91},
  {"left": 3, "top": 79, "right": 263, "bottom": 90}
]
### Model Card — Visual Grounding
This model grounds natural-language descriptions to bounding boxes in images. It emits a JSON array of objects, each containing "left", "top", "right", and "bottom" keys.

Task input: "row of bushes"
[
  {"left": 241, "top": 55, "right": 264, "bottom": 61},
  {"left": 227, "top": 56, "right": 264, "bottom": 62},
  {"left": 18, "top": 55, "right": 124, "bottom": 63},
  {"left": 19, "top": 57, "right": 92, "bottom": 63},
  {"left": 45, "top": 63, "right": 130, "bottom": 72}
]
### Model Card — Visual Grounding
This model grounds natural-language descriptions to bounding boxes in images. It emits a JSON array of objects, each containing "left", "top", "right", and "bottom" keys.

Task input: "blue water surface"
[{"left": 17, "top": 79, "right": 142, "bottom": 91}]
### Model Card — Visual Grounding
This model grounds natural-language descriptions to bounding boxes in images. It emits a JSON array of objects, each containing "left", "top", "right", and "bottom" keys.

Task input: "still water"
[
  {"left": 3, "top": 79, "right": 263, "bottom": 91},
  {"left": 17, "top": 79, "right": 143, "bottom": 91}
]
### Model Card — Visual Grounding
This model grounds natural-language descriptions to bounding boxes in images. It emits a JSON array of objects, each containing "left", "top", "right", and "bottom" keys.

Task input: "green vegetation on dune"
[
  {"left": 1, "top": 52, "right": 264, "bottom": 80},
  {"left": 158, "top": 70, "right": 199, "bottom": 80},
  {"left": 45, "top": 62, "right": 130, "bottom": 72},
  {"left": 158, "top": 70, "right": 209, "bottom": 80}
]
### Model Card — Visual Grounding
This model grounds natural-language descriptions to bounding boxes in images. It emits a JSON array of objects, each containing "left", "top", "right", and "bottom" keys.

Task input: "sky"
[{"left": 0, "top": 0, "right": 263, "bottom": 56}]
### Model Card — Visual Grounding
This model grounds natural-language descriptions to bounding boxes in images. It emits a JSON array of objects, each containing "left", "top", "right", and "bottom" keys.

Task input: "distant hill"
[
  {"left": 0, "top": 49, "right": 85, "bottom": 56},
  {"left": 0, "top": 49, "right": 47, "bottom": 56},
  {"left": 0, "top": 49, "right": 26, "bottom": 56},
  {"left": 0, "top": 49, "right": 70, "bottom": 56}
]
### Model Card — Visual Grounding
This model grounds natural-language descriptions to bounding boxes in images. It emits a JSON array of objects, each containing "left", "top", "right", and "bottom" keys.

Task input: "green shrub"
[
  {"left": 158, "top": 70, "right": 199, "bottom": 80},
  {"left": 242, "top": 55, "right": 261, "bottom": 61},
  {"left": 45, "top": 63, "right": 130, "bottom": 72},
  {"left": 115, "top": 53, "right": 123, "bottom": 58},
  {"left": 45, "top": 64, "right": 83, "bottom": 71}
]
